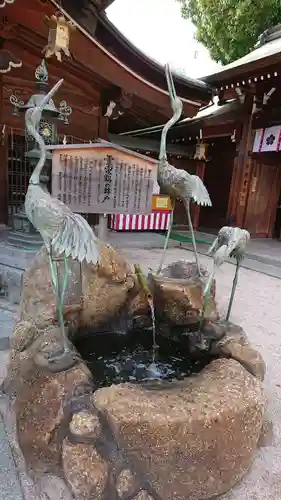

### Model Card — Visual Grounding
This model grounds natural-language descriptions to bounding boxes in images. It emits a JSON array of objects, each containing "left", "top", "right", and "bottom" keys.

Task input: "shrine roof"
[
  {"left": 92, "top": 0, "right": 115, "bottom": 11},
  {"left": 202, "top": 24, "right": 281, "bottom": 90},
  {"left": 120, "top": 99, "right": 241, "bottom": 138},
  {"left": 57, "top": 0, "right": 213, "bottom": 103}
]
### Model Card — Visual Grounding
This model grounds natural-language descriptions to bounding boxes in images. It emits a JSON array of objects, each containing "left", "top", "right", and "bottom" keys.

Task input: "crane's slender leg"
[
  {"left": 200, "top": 266, "right": 215, "bottom": 329},
  {"left": 185, "top": 200, "right": 201, "bottom": 276},
  {"left": 196, "top": 265, "right": 215, "bottom": 350},
  {"left": 156, "top": 200, "right": 174, "bottom": 275},
  {"left": 226, "top": 258, "right": 240, "bottom": 322},
  {"left": 57, "top": 254, "right": 71, "bottom": 354},
  {"left": 47, "top": 252, "right": 73, "bottom": 363}
]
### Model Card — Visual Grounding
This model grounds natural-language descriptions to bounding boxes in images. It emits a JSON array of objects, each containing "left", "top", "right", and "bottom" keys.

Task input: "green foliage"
[{"left": 176, "top": 0, "right": 281, "bottom": 64}]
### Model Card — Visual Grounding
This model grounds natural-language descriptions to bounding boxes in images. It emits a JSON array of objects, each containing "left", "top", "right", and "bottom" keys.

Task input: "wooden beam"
[{"left": 108, "top": 133, "right": 193, "bottom": 157}]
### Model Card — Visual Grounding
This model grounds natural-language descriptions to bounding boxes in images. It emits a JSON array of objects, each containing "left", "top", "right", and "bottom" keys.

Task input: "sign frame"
[{"left": 48, "top": 141, "right": 158, "bottom": 215}]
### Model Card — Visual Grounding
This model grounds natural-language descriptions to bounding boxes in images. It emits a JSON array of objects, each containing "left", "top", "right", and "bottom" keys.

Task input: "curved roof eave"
[
  {"left": 99, "top": 11, "right": 213, "bottom": 95},
  {"left": 120, "top": 99, "right": 241, "bottom": 137},
  {"left": 50, "top": 0, "right": 207, "bottom": 108},
  {"left": 202, "top": 36, "right": 281, "bottom": 86}
]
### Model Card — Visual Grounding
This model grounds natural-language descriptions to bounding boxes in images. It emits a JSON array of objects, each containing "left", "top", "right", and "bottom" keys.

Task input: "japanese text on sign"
[{"left": 51, "top": 147, "right": 157, "bottom": 215}]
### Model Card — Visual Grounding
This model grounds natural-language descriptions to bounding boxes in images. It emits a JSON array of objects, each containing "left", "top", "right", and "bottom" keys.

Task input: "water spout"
[{"left": 134, "top": 264, "right": 158, "bottom": 361}]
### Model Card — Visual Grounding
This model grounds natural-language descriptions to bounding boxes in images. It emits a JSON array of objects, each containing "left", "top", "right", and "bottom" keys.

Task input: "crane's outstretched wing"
[
  {"left": 52, "top": 211, "right": 100, "bottom": 265},
  {"left": 190, "top": 175, "right": 212, "bottom": 206},
  {"left": 25, "top": 186, "right": 100, "bottom": 265}
]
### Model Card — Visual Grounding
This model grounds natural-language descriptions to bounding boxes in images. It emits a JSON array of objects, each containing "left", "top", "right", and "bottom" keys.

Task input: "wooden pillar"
[
  {"left": 227, "top": 94, "right": 254, "bottom": 227},
  {"left": 97, "top": 96, "right": 109, "bottom": 240}
]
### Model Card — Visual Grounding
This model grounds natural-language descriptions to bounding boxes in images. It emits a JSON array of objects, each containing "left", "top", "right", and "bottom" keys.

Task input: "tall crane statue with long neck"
[
  {"left": 24, "top": 78, "right": 101, "bottom": 366},
  {"left": 156, "top": 64, "right": 212, "bottom": 275}
]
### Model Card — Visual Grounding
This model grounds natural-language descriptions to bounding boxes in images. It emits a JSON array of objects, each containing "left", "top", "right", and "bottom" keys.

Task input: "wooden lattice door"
[{"left": 7, "top": 128, "right": 31, "bottom": 226}]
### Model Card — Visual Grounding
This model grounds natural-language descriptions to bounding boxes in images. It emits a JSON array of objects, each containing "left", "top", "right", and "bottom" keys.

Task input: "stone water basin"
[
  {"left": 4, "top": 248, "right": 266, "bottom": 500},
  {"left": 73, "top": 327, "right": 266, "bottom": 500}
]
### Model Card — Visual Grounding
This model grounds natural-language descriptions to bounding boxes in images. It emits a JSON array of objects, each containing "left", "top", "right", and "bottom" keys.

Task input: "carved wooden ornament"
[
  {"left": 0, "top": 49, "right": 22, "bottom": 73},
  {"left": 43, "top": 14, "right": 76, "bottom": 62}
]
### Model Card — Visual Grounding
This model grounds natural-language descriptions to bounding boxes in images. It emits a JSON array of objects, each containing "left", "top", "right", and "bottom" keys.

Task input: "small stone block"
[
  {"left": 116, "top": 469, "right": 136, "bottom": 498},
  {"left": 134, "top": 491, "right": 154, "bottom": 500},
  {"left": 34, "top": 348, "right": 79, "bottom": 373},
  {"left": 69, "top": 411, "right": 101, "bottom": 439}
]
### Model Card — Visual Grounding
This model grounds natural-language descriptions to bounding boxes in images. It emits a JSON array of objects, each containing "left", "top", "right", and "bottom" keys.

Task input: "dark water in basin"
[{"left": 74, "top": 329, "right": 213, "bottom": 388}]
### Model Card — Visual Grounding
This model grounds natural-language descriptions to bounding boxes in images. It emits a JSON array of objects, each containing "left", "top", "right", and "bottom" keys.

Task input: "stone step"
[
  {"left": 7, "top": 231, "right": 42, "bottom": 251},
  {"left": 0, "top": 308, "right": 16, "bottom": 350}
]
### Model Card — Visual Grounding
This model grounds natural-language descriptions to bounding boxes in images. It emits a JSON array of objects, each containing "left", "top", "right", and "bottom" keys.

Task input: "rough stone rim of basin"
[
  {"left": 92, "top": 358, "right": 266, "bottom": 500},
  {"left": 148, "top": 272, "right": 207, "bottom": 285}
]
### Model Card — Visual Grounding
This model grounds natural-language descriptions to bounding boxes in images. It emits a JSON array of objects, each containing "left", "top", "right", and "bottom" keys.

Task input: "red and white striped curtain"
[{"left": 110, "top": 212, "right": 171, "bottom": 231}]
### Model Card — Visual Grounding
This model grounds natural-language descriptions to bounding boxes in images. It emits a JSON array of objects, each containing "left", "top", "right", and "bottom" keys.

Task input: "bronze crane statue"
[
  {"left": 24, "top": 78, "right": 101, "bottom": 366},
  {"left": 156, "top": 64, "right": 212, "bottom": 276},
  {"left": 202, "top": 226, "right": 250, "bottom": 322}
]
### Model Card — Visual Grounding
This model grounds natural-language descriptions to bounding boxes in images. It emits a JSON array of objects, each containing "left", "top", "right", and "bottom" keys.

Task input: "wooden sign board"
[{"left": 49, "top": 141, "right": 158, "bottom": 215}]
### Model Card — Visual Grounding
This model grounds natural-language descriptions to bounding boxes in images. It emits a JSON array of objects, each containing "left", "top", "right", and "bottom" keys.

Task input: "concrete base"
[
  {"left": 0, "top": 414, "right": 24, "bottom": 500},
  {"left": 0, "top": 243, "right": 37, "bottom": 305}
]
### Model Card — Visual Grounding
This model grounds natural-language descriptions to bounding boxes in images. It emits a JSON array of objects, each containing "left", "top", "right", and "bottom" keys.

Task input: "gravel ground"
[{"left": 122, "top": 246, "right": 281, "bottom": 500}]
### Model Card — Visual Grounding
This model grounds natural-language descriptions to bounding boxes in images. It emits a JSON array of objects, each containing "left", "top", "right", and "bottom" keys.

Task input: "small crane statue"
[
  {"left": 156, "top": 64, "right": 212, "bottom": 276},
  {"left": 202, "top": 226, "right": 250, "bottom": 322},
  {"left": 24, "top": 78, "right": 101, "bottom": 367}
]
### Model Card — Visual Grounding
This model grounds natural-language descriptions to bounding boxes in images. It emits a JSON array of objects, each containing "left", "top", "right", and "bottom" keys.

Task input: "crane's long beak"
[{"left": 37, "top": 78, "right": 64, "bottom": 113}]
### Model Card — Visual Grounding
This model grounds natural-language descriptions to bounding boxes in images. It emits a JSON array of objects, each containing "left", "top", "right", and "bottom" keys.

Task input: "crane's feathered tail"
[
  {"left": 191, "top": 176, "right": 212, "bottom": 207},
  {"left": 51, "top": 213, "right": 100, "bottom": 265}
]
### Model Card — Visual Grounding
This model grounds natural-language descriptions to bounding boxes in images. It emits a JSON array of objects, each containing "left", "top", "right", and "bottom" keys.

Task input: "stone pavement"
[
  {"left": 0, "top": 292, "right": 23, "bottom": 500},
  {"left": 107, "top": 230, "right": 281, "bottom": 279},
  {"left": 0, "top": 413, "right": 24, "bottom": 500},
  {"left": 0, "top": 347, "right": 24, "bottom": 500},
  {"left": 1, "top": 228, "right": 281, "bottom": 305}
]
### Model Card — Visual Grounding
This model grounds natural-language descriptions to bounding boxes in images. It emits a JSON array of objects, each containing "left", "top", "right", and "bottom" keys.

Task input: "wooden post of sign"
[{"left": 98, "top": 94, "right": 109, "bottom": 241}]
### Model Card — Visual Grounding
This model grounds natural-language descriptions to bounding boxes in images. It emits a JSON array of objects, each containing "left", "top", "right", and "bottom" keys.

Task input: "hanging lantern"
[
  {"left": 43, "top": 13, "right": 76, "bottom": 62},
  {"left": 194, "top": 141, "right": 208, "bottom": 161}
]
